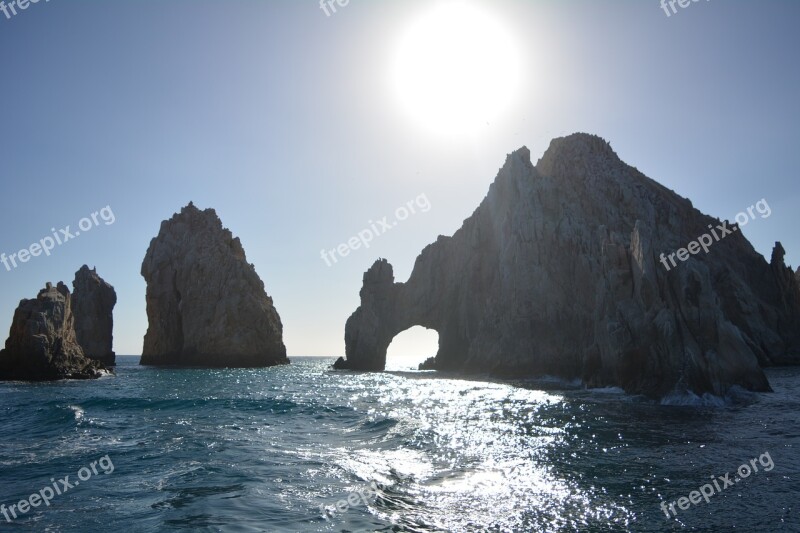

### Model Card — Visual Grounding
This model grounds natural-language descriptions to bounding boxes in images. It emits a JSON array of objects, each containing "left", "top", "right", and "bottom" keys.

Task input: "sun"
[{"left": 391, "top": 1, "right": 522, "bottom": 137}]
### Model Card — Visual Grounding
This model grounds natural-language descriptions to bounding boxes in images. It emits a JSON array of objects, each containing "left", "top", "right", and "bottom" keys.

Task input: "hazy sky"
[{"left": 1, "top": 0, "right": 798, "bottom": 362}]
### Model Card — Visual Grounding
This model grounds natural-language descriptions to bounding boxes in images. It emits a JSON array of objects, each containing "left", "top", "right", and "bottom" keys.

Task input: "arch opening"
[{"left": 385, "top": 326, "right": 439, "bottom": 371}]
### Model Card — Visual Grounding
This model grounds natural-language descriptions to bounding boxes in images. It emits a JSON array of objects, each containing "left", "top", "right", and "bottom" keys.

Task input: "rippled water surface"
[{"left": 0, "top": 357, "right": 797, "bottom": 532}]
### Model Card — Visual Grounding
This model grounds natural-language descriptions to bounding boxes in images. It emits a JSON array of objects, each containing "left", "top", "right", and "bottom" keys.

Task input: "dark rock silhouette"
[
  {"left": 140, "top": 202, "right": 288, "bottom": 367},
  {"left": 0, "top": 282, "right": 108, "bottom": 380},
  {"left": 72, "top": 265, "right": 117, "bottom": 365},
  {"left": 418, "top": 357, "right": 436, "bottom": 370},
  {"left": 337, "top": 134, "right": 800, "bottom": 398}
]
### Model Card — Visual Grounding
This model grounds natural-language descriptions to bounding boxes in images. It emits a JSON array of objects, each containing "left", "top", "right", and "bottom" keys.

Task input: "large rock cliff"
[
  {"left": 0, "top": 282, "right": 108, "bottom": 380},
  {"left": 336, "top": 134, "right": 800, "bottom": 398},
  {"left": 72, "top": 265, "right": 117, "bottom": 365},
  {"left": 140, "top": 202, "right": 288, "bottom": 367}
]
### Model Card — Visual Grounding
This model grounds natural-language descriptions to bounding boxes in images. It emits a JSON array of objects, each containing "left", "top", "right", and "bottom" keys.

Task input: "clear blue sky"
[{"left": 1, "top": 0, "right": 798, "bottom": 359}]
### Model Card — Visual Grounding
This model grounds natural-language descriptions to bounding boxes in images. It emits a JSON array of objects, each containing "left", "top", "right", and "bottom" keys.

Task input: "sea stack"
[
  {"left": 140, "top": 202, "right": 288, "bottom": 367},
  {"left": 336, "top": 133, "right": 800, "bottom": 399},
  {"left": 0, "top": 282, "right": 108, "bottom": 380},
  {"left": 72, "top": 265, "right": 117, "bottom": 365}
]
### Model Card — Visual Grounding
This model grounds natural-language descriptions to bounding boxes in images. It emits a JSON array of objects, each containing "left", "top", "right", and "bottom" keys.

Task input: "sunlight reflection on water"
[{"left": 319, "top": 371, "right": 633, "bottom": 531}]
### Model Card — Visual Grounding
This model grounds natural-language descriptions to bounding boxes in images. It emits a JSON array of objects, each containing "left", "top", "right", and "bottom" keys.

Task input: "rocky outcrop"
[
  {"left": 140, "top": 202, "right": 288, "bottom": 367},
  {"left": 337, "top": 134, "right": 800, "bottom": 398},
  {"left": 0, "top": 282, "right": 108, "bottom": 380},
  {"left": 418, "top": 357, "right": 436, "bottom": 370},
  {"left": 72, "top": 265, "right": 117, "bottom": 365},
  {"left": 767, "top": 243, "right": 800, "bottom": 361}
]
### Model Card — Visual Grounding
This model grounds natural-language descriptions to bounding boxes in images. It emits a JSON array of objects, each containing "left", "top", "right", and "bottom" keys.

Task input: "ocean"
[{"left": 0, "top": 356, "right": 797, "bottom": 532}]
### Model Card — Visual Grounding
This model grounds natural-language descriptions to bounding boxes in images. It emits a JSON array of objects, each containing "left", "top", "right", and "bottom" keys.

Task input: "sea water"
[{"left": 0, "top": 357, "right": 797, "bottom": 532}]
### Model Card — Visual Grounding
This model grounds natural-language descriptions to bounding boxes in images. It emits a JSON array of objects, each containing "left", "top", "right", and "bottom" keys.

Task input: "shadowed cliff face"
[
  {"left": 72, "top": 265, "right": 117, "bottom": 365},
  {"left": 140, "top": 203, "right": 287, "bottom": 367},
  {"left": 337, "top": 134, "right": 800, "bottom": 398},
  {"left": 0, "top": 282, "right": 108, "bottom": 381}
]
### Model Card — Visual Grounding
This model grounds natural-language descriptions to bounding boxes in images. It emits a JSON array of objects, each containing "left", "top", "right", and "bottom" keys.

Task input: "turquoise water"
[{"left": 0, "top": 356, "right": 797, "bottom": 532}]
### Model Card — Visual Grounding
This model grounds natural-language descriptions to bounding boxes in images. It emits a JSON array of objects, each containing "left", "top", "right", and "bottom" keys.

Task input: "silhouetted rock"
[
  {"left": 0, "top": 282, "right": 108, "bottom": 381},
  {"left": 418, "top": 357, "right": 436, "bottom": 370},
  {"left": 339, "top": 134, "right": 800, "bottom": 398},
  {"left": 72, "top": 265, "right": 116, "bottom": 365},
  {"left": 767, "top": 243, "right": 800, "bottom": 364},
  {"left": 140, "top": 202, "right": 288, "bottom": 367}
]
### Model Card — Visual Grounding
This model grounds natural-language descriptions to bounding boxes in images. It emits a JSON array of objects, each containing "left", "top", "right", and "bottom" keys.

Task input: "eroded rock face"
[
  {"left": 0, "top": 282, "right": 108, "bottom": 381},
  {"left": 338, "top": 134, "right": 800, "bottom": 398},
  {"left": 140, "top": 202, "right": 288, "bottom": 367},
  {"left": 72, "top": 265, "right": 117, "bottom": 365}
]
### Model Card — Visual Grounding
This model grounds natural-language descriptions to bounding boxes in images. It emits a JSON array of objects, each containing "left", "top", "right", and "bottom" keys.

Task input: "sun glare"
[{"left": 391, "top": 2, "right": 522, "bottom": 137}]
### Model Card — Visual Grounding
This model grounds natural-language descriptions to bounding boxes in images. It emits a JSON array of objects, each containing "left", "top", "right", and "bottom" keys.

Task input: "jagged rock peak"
[
  {"left": 536, "top": 133, "right": 620, "bottom": 175},
  {"left": 771, "top": 242, "right": 787, "bottom": 266},
  {"left": 72, "top": 265, "right": 117, "bottom": 365},
  {"left": 141, "top": 203, "right": 288, "bottom": 368},
  {"left": 362, "top": 259, "right": 394, "bottom": 290},
  {"left": 506, "top": 145, "right": 532, "bottom": 165},
  {"left": 769, "top": 242, "right": 800, "bottom": 315}
]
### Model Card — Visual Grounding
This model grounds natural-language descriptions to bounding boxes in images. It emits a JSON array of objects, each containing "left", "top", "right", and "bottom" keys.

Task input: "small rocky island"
[
  {"left": 140, "top": 202, "right": 288, "bottom": 367},
  {"left": 336, "top": 133, "right": 800, "bottom": 399},
  {"left": 0, "top": 266, "right": 116, "bottom": 381}
]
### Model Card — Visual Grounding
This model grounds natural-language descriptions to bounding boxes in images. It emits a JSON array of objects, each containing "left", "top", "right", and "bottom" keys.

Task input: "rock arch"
[
  {"left": 334, "top": 259, "right": 468, "bottom": 372},
  {"left": 385, "top": 326, "right": 440, "bottom": 369},
  {"left": 334, "top": 135, "right": 800, "bottom": 399}
]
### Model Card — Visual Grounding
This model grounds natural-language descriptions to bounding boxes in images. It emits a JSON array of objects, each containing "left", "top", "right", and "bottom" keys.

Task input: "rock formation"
[
  {"left": 336, "top": 133, "right": 800, "bottom": 399},
  {"left": 0, "top": 282, "right": 108, "bottom": 380},
  {"left": 72, "top": 265, "right": 117, "bottom": 365},
  {"left": 140, "top": 202, "right": 288, "bottom": 367}
]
